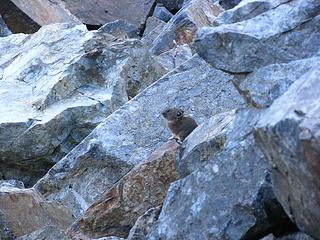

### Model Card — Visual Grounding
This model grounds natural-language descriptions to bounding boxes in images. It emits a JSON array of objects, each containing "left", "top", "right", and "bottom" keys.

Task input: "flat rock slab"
[
  {"left": 195, "top": 0, "right": 320, "bottom": 73},
  {"left": 70, "top": 140, "right": 179, "bottom": 239},
  {"left": 255, "top": 65, "right": 320, "bottom": 239},
  {"left": 35, "top": 55, "right": 245, "bottom": 217},
  {"left": 63, "top": 0, "right": 157, "bottom": 28},
  {"left": 0, "top": 187, "right": 74, "bottom": 237}
]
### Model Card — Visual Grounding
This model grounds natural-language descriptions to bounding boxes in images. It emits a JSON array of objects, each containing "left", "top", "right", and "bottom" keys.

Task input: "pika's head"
[{"left": 162, "top": 108, "right": 184, "bottom": 122}]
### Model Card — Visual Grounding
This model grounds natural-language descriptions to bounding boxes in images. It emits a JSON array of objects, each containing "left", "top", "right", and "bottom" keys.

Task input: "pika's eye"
[{"left": 176, "top": 112, "right": 182, "bottom": 117}]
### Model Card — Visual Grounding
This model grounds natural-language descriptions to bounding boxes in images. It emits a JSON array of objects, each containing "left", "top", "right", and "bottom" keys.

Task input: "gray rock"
[
  {"left": 0, "top": 15, "right": 11, "bottom": 37},
  {"left": 147, "top": 109, "right": 292, "bottom": 239},
  {"left": 255, "top": 66, "right": 320, "bottom": 238},
  {"left": 217, "top": 0, "right": 290, "bottom": 25},
  {"left": 234, "top": 57, "right": 320, "bottom": 108},
  {"left": 98, "top": 20, "right": 140, "bottom": 39},
  {"left": 128, "top": 206, "right": 162, "bottom": 240},
  {"left": 157, "top": 0, "right": 185, "bottom": 12},
  {"left": 17, "top": 225, "right": 68, "bottom": 240},
  {"left": 154, "top": 44, "right": 193, "bottom": 72},
  {"left": 0, "top": 180, "right": 24, "bottom": 189},
  {"left": 219, "top": 0, "right": 242, "bottom": 9},
  {"left": 35, "top": 55, "right": 245, "bottom": 217},
  {"left": 177, "top": 110, "right": 236, "bottom": 177},
  {"left": 150, "top": 0, "right": 223, "bottom": 55},
  {"left": 195, "top": 0, "right": 320, "bottom": 73},
  {"left": 0, "top": 23, "right": 165, "bottom": 186},
  {"left": 153, "top": 4, "right": 174, "bottom": 22},
  {"left": 261, "top": 232, "right": 315, "bottom": 240},
  {"left": 143, "top": 17, "right": 165, "bottom": 37}
]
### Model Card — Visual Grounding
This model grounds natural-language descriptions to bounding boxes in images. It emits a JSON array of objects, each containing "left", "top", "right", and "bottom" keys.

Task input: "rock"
[
  {"left": 255, "top": 66, "right": 320, "bottom": 238},
  {"left": 10, "top": 0, "right": 80, "bottom": 27},
  {"left": 17, "top": 225, "right": 68, "bottom": 240},
  {"left": 62, "top": 0, "right": 157, "bottom": 28},
  {"left": 280, "top": 232, "right": 315, "bottom": 240},
  {"left": 0, "top": 23, "right": 164, "bottom": 186},
  {"left": 70, "top": 140, "right": 179, "bottom": 239},
  {"left": 234, "top": 57, "right": 320, "bottom": 108},
  {"left": 35, "top": 55, "right": 245, "bottom": 217},
  {"left": 0, "top": 187, "right": 74, "bottom": 237},
  {"left": 127, "top": 206, "right": 162, "bottom": 240},
  {"left": 154, "top": 44, "right": 193, "bottom": 72},
  {"left": 0, "top": 1, "right": 40, "bottom": 34},
  {"left": 157, "top": 0, "right": 185, "bottom": 12},
  {"left": 98, "top": 20, "right": 140, "bottom": 39},
  {"left": 147, "top": 109, "right": 296, "bottom": 239},
  {"left": 0, "top": 15, "right": 11, "bottom": 37},
  {"left": 195, "top": 0, "right": 320, "bottom": 73},
  {"left": 219, "top": 0, "right": 242, "bottom": 9},
  {"left": 143, "top": 17, "right": 165, "bottom": 37},
  {"left": 0, "top": 180, "right": 24, "bottom": 189},
  {"left": 153, "top": 5, "right": 173, "bottom": 22},
  {"left": 150, "top": 0, "right": 223, "bottom": 55},
  {"left": 217, "top": 0, "right": 290, "bottom": 25},
  {"left": 177, "top": 110, "right": 236, "bottom": 177}
]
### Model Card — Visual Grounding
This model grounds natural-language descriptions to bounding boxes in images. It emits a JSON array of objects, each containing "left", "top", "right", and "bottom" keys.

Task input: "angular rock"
[
  {"left": 10, "top": 0, "right": 80, "bottom": 27},
  {"left": 195, "top": 0, "right": 320, "bottom": 73},
  {"left": 0, "top": 1, "right": 40, "bottom": 34},
  {"left": 219, "top": 0, "right": 242, "bottom": 9},
  {"left": 153, "top": 5, "right": 173, "bottom": 22},
  {"left": 255, "top": 66, "right": 320, "bottom": 238},
  {"left": 157, "top": 0, "right": 185, "bottom": 12},
  {"left": 147, "top": 109, "right": 296, "bottom": 239},
  {"left": 98, "top": 20, "right": 140, "bottom": 39},
  {"left": 62, "top": 0, "right": 157, "bottom": 28},
  {"left": 0, "top": 180, "right": 24, "bottom": 189},
  {"left": 234, "top": 57, "right": 320, "bottom": 108},
  {"left": 70, "top": 140, "right": 179, "bottom": 239},
  {"left": 262, "top": 232, "right": 315, "bottom": 240},
  {"left": 0, "top": 187, "right": 74, "bottom": 237},
  {"left": 143, "top": 17, "right": 165, "bottom": 37},
  {"left": 17, "top": 225, "right": 68, "bottom": 240},
  {"left": 0, "top": 15, "right": 11, "bottom": 37},
  {"left": 127, "top": 206, "right": 162, "bottom": 240},
  {"left": 150, "top": 0, "right": 223, "bottom": 55},
  {"left": 217, "top": 0, "right": 290, "bottom": 25},
  {"left": 0, "top": 23, "right": 164, "bottom": 186},
  {"left": 154, "top": 44, "right": 193, "bottom": 72},
  {"left": 35, "top": 55, "right": 245, "bottom": 217},
  {"left": 178, "top": 110, "right": 236, "bottom": 177}
]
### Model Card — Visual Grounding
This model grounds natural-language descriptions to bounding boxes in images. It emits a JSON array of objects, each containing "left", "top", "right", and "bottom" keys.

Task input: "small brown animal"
[{"left": 162, "top": 108, "right": 198, "bottom": 143}]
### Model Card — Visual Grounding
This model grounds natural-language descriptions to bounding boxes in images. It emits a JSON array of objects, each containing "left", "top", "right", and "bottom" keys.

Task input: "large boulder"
[
  {"left": 62, "top": 0, "right": 157, "bottom": 28},
  {"left": 150, "top": 0, "right": 223, "bottom": 55},
  {"left": 0, "top": 23, "right": 164, "bottom": 186},
  {"left": 234, "top": 57, "right": 320, "bottom": 108},
  {"left": 0, "top": 186, "right": 74, "bottom": 238},
  {"left": 35, "top": 55, "right": 245, "bottom": 217},
  {"left": 70, "top": 140, "right": 179, "bottom": 239},
  {"left": 195, "top": 0, "right": 320, "bottom": 73},
  {"left": 10, "top": 0, "right": 80, "bottom": 27},
  {"left": 255, "top": 66, "right": 320, "bottom": 238},
  {"left": 147, "top": 109, "right": 296, "bottom": 239}
]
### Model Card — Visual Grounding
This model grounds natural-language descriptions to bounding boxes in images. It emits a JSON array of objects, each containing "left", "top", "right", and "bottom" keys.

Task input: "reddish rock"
[{"left": 70, "top": 140, "right": 180, "bottom": 239}]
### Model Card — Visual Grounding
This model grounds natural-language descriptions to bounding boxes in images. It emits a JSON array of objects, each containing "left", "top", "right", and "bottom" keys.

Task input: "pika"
[{"left": 162, "top": 108, "right": 198, "bottom": 143}]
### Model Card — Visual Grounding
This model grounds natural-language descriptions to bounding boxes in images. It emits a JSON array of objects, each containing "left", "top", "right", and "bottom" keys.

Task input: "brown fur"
[{"left": 162, "top": 108, "right": 198, "bottom": 143}]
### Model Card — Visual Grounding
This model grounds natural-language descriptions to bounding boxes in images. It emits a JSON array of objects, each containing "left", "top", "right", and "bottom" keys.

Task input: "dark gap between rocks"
[
  {"left": 139, "top": 1, "right": 158, "bottom": 37},
  {"left": 86, "top": 24, "right": 102, "bottom": 31}
]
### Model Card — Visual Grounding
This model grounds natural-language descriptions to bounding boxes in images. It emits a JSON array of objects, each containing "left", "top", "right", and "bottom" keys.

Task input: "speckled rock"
[
  {"left": 150, "top": 0, "right": 223, "bottom": 55},
  {"left": 0, "top": 15, "right": 11, "bottom": 37},
  {"left": 0, "top": 187, "right": 74, "bottom": 237},
  {"left": 153, "top": 5, "right": 173, "bottom": 22},
  {"left": 98, "top": 20, "right": 140, "bottom": 39},
  {"left": 70, "top": 140, "right": 179, "bottom": 239},
  {"left": 147, "top": 109, "right": 295, "bottom": 239},
  {"left": 0, "top": 180, "right": 24, "bottom": 189},
  {"left": 35, "top": 55, "right": 245, "bottom": 218},
  {"left": 195, "top": 0, "right": 320, "bottom": 73},
  {"left": 17, "top": 225, "right": 69, "bottom": 240},
  {"left": 255, "top": 66, "right": 320, "bottom": 239}
]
